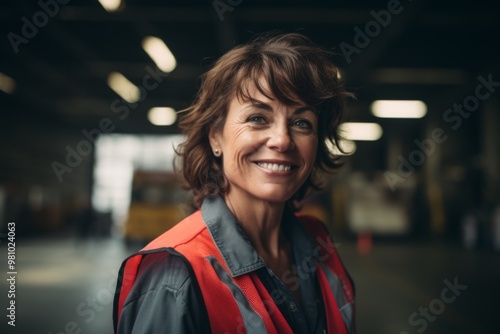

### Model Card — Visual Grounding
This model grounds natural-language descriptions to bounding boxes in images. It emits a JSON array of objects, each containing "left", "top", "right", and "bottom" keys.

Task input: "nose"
[{"left": 266, "top": 122, "right": 295, "bottom": 152}]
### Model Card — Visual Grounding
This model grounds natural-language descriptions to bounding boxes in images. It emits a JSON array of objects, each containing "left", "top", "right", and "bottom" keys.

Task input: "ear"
[{"left": 208, "top": 126, "right": 222, "bottom": 153}]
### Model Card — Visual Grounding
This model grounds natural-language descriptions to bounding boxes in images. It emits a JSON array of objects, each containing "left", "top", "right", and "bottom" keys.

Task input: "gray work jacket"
[{"left": 116, "top": 196, "right": 331, "bottom": 333}]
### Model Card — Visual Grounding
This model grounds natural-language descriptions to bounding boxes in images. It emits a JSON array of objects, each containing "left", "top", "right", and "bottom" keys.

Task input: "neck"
[{"left": 223, "top": 190, "right": 287, "bottom": 259}]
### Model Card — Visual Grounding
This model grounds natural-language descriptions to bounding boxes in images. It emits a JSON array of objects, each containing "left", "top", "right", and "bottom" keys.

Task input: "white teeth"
[{"left": 256, "top": 162, "right": 292, "bottom": 171}]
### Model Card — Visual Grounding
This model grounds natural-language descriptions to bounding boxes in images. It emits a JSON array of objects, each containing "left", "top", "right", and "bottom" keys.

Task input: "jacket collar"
[{"left": 201, "top": 196, "right": 318, "bottom": 277}]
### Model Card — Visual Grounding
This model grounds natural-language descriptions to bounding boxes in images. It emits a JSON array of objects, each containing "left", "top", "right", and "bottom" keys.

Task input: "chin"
[{"left": 252, "top": 187, "right": 296, "bottom": 203}]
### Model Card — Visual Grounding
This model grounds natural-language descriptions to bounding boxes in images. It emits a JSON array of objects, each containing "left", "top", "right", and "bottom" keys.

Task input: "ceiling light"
[
  {"left": 142, "top": 36, "right": 177, "bottom": 73},
  {"left": 148, "top": 107, "right": 177, "bottom": 126},
  {"left": 98, "top": 0, "right": 123, "bottom": 12},
  {"left": 371, "top": 100, "right": 427, "bottom": 118},
  {"left": 326, "top": 139, "right": 356, "bottom": 156},
  {"left": 0, "top": 72, "right": 16, "bottom": 94},
  {"left": 107, "top": 72, "right": 140, "bottom": 103},
  {"left": 340, "top": 122, "right": 383, "bottom": 141}
]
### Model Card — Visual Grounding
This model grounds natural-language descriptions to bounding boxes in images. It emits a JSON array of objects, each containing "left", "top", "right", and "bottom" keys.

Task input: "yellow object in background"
[{"left": 123, "top": 171, "right": 193, "bottom": 244}]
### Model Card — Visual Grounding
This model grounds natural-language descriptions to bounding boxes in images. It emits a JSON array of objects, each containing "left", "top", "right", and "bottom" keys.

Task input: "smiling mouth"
[{"left": 255, "top": 162, "right": 293, "bottom": 172}]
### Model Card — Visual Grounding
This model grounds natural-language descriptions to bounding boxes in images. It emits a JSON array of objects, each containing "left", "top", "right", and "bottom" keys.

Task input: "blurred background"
[{"left": 1, "top": 0, "right": 499, "bottom": 333}]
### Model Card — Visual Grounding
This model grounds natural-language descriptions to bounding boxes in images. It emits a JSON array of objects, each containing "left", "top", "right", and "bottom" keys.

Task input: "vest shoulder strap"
[{"left": 141, "top": 210, "right": 205, "bottom": 251}]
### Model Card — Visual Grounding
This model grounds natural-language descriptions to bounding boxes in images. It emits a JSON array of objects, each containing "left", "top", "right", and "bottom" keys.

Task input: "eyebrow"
[{"left": 242, "top": 98, "right": 315, "bottom": 114}]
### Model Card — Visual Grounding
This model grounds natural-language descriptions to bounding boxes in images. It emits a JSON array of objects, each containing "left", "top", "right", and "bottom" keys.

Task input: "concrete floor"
[
  {"left": 0, "top": 235, "right": 498, "bottom": 334},
  {"left": 340, "top": 239, "right": 499, "bottom": 334}
]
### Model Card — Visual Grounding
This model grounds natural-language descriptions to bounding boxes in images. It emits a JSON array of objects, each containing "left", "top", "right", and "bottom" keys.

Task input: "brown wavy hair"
[{"left": 176, "top": 32, "right": 351, "bottom": 208}]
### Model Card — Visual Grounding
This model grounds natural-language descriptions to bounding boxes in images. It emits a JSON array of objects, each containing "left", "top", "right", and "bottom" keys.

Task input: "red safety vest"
[{"left": 114, "top": 210, "right": 355, "bottom": 334}]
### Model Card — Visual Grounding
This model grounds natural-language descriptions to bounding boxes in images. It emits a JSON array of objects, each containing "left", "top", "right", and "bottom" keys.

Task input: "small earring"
[{"left": 214, "top": 149, "right": 219, "bottom": 156}]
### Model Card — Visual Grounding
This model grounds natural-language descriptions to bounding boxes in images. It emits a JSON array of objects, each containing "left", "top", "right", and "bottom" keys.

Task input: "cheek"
[
  {"left": 222, "top": 126, "right": 261, "bottom": 155},
  {"left": 300, "top": 138, "right": 318, "bottom": 164}
]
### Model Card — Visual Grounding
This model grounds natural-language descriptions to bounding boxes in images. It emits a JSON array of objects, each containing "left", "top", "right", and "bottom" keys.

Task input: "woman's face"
[{"left": 210, "top": 82, "right": 318, "bottom": 204}]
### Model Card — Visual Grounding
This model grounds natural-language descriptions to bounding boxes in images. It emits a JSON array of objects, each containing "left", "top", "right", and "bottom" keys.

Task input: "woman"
[{"left": 113, "top": 32, "right": 355, "bottom": 334}]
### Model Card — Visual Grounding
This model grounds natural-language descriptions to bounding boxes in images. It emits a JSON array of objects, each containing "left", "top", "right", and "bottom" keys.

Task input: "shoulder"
[
  {"left": 118, "top": 249, "right": 211, "bottom": 333},
  {"left": 127, "top": 207, "right": 215, "bottom": 299},
  {"left": 123, "top": 249, "right": 195, "bottom": 307}
]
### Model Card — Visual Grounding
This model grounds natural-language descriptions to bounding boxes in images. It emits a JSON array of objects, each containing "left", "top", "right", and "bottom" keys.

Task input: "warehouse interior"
[{"left": 1, "top": 0, "right": 499, "bottom": 333}]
